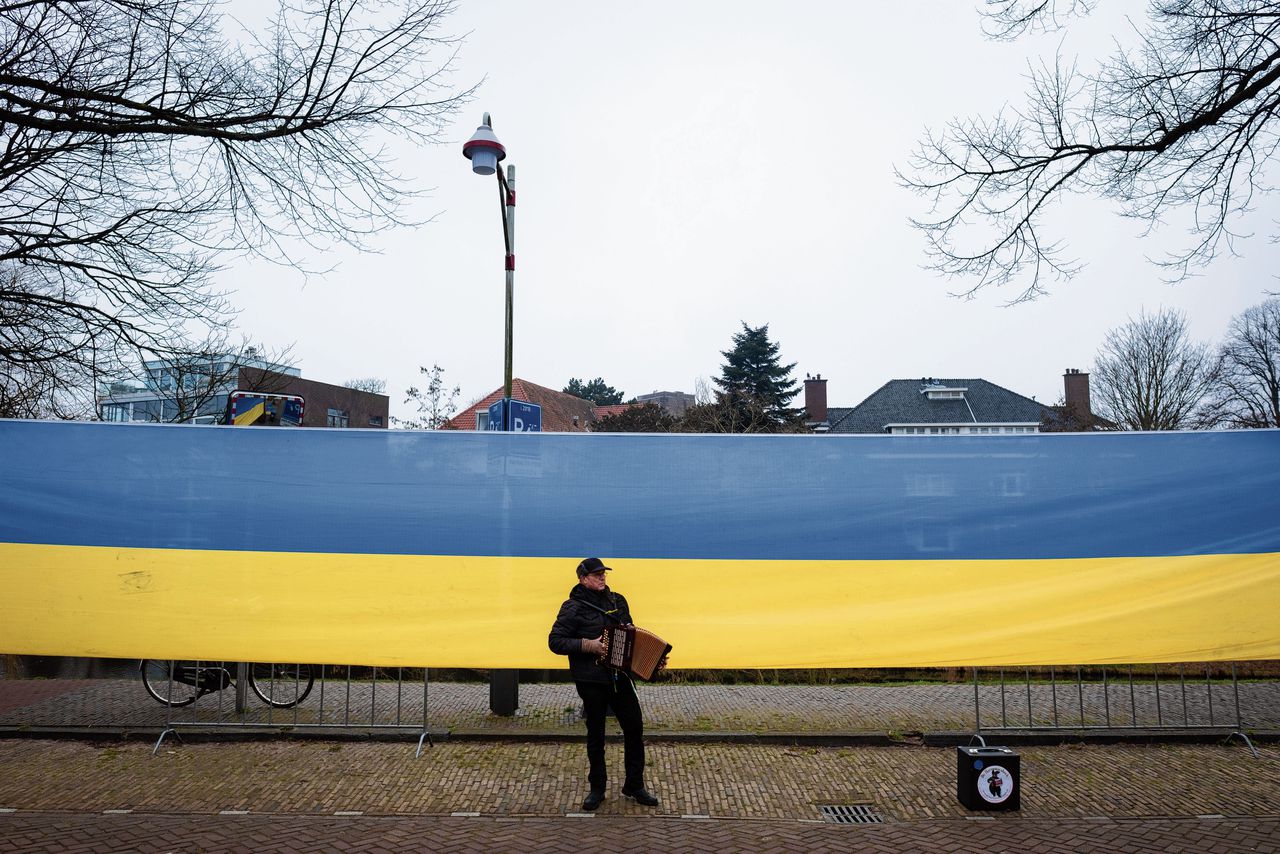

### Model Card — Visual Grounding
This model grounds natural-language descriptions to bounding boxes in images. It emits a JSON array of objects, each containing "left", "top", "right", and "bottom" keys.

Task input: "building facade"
[
  {"left": 98, "top": 355, "right": 388, "bottom": 428},
  {"left": 634, "top": 390, "right": 695, "bottom": 417}
]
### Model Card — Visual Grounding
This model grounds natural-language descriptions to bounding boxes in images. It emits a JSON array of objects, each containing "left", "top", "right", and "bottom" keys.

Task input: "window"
[
  {"left": 368, "top": 415, "right": 383, "bottom": 427},
  {"left": 327, "top": 408, "right": 349, "bottom": 428},
  {"left": 894, "top": 425, "right": 961, "bottom": 434},
  {"left": 475, "top": 411, "right": 490, "bottom": 430},
  {"left": 924, "top": 387, "right": 967, "bottom": 400}
]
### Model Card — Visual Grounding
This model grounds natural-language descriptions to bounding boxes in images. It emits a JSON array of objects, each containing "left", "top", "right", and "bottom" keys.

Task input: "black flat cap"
[{"left": 576, "top": 557, "right": 612, "bottom": 577}]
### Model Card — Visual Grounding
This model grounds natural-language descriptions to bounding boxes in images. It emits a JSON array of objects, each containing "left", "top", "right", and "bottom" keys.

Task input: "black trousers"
[{"left": 575, "top": 674, "right": 644, "bottom": 792}]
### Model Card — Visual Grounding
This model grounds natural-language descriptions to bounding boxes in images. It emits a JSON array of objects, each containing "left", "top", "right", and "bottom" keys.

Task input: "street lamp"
[
  {"left": 463, "top": 113, "right": 516, "bottom": 415},
  {"left": 463, "top": 113, "right": 521, "bottom": 716}
]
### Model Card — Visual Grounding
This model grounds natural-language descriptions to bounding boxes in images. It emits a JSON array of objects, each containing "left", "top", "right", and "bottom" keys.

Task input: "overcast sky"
[{"left": 224, "top": 1, "right": 1280, "bottom": 421}]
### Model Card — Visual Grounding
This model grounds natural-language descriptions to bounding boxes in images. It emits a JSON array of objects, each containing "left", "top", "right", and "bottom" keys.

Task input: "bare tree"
[
  {"left": 397, "top": 364, "right": 460, "bottom": 429},
  {"left": 592, "top": 402, "right": 678, "bottom": 433},
  {"left": 692, "top": 376, "right": 717, "bottom": 406},
  {"left": 680, "top": 392, "right": 811, "bottom": 434},
  {"left": 1, "top": 267, "right": 136, "bottom": 418},
  {"left": 1202, "top": 297, "right": 1280, "bottom": 426},
  {"left": 344, "top": 377, "right": 387, "bottom": 395},
  {"left": 1, "top": 1, "right": 471, "bottom": 406},
  {"left": 1092, "top": 308, "right": 1216, "bottom": 429},
  {"left": 903, "top": 2, "right": 1280, "bottom": 300},
  {"left": 1, "top": 352, "right": 106, "bottom": 420},
  {"left": 1040, "top": 395, "right": 1092, "bottom": 432}
]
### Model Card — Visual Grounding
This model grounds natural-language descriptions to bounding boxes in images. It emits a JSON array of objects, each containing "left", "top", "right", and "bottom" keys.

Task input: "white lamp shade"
[
  {"left": 462, "top": 116, "right": 506, "bottom": 176},
  {"left": 469, "top": 149, "right": 499, "bottom": 176}
]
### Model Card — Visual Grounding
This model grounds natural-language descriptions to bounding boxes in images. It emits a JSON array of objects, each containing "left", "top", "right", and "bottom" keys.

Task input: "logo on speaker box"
[{"left": 977, "top": 765, "right": 1013, "bottom": 803}]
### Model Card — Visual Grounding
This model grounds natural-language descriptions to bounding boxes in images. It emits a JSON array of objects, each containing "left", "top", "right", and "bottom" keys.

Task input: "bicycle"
[{"left": 139, "top": 660, "right": 315, "bottom": 708}]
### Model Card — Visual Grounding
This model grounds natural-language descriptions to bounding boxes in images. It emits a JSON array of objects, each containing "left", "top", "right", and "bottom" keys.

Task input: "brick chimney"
[
  {"left": 1063, "top": 369, "right": 1091, "bottom": 424},
  {"left": 804, "top": 374, "right": 828, "bottom": 424}
]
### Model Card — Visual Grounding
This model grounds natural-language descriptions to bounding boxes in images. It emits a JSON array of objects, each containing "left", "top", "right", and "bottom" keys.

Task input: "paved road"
[
  {"left": 2, "top": 811, "right": 1277, "bottom": 853},
  {"left": 6, "top": 739, "right": 1279, "bottom": 818},
  {"left": 1, "top": 738, "right": 1277, "bottom": 852},
  {"left": 3, "top": 674, "right": 1277, "bottom": 852}
]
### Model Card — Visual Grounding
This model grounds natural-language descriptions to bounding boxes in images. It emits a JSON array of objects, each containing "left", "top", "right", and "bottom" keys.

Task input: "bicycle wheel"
[
  {"left": 248, "top": 663, "right": 315, "bottom": 708},
  {"left": 140, "top": 659, "right": 200, "bottom": 707}
]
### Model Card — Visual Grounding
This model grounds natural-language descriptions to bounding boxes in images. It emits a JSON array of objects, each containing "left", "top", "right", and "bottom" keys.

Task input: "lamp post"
[
  {"left": 463, "top": 113, "right": 516, "bottom": 421},
  {"left": 463, "top": 113, "right": 521, "bottom": 715}
]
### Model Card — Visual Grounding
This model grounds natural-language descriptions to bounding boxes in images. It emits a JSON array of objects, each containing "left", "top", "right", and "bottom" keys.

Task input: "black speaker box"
[{"left": 956, "top": 746, "right": 1020, "bottom": 810}]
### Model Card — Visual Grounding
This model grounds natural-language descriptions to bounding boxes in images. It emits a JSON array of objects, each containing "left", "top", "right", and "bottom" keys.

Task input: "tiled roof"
[
  {"left": 826, "top": 378, "right": 1049, "bottom": 434},
  {"left": 442, "top": 378, "right": 596, "bottom": 432}
]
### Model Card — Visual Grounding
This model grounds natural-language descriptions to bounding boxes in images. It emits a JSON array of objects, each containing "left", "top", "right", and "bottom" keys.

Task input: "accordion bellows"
[{"left": 600, "top": 624, "right": 672, "bottom": 681}]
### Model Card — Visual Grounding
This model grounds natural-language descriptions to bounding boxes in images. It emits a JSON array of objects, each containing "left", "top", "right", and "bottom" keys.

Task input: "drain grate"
[{"left": 819, "top": 804, "right": 884, "bottom": 824}]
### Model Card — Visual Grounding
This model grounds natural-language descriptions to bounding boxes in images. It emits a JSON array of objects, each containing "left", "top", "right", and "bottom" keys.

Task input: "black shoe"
[
  {"left": 582, "top": 790, "right": 605, "bottom": 811},
  {"left": 622, "top": 786, "right": 659, "bottom": 807}
]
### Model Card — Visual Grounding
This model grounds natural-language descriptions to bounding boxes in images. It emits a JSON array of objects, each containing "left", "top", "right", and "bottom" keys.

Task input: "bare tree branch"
[
  {"left": 1201, "top": 296, "right": 1280, "bottom": 425},
  {"left": 1, "top": 0, "right": 472, "bottom": 411},
  {"left": 343, "top": 376, "right": 386, "bottom": 394},
  {"left": 903, "top": 1, "right": 1280, "bottom": 300},
  {"left": 981, "top": 0, "right": 1097, "bottom": 40},
  {"left": 679, "top": 391, "right": 812, "bottom": 434},
  {"left": 395, "top": 363, "right": 459, "bottom": 429}
]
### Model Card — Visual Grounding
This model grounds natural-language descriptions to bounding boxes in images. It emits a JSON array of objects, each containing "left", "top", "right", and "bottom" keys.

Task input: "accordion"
[{"left": 599, "top": 624, "right": 672, "bottom": 681}]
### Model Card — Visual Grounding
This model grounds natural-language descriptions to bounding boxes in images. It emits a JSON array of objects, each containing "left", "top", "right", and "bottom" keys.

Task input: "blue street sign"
[
  {"left": 487, "top": 398, "right": 542, "bottom": 432},
  {"left": 508, "top": 399, "right": 541, "bottom": 432}
]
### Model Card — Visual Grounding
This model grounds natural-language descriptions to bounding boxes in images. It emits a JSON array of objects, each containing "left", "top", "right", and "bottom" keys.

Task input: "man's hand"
[{"left": 581, "top": 634, "right": 607, "bottom": 656}]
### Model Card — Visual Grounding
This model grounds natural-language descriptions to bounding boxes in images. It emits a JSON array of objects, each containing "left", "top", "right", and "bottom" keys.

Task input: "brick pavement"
[
  {"left": 0, "top": 679, "right": 93, "bottom": 715},
  {"left": 2, "top": 812, "right": 1278, "bottom": 854},
  {"left": 0, "top": 739, "right": 1275, "bottom": 819},
  {"left": 0, "top": 739, "right": 1276, "bottom": 852}
]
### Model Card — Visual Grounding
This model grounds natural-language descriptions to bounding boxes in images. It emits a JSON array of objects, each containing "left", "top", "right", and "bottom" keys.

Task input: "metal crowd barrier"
[
  {"left": 146, "top": 662, "right": 434, "bottom": 758},
  {"left": 970, "top": 663, "right": 1260, "bottom": 757}
]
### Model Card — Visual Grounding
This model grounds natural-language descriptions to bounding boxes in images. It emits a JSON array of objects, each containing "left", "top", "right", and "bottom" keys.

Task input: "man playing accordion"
[{"left": 548, "top": 557, "right": 660, "bottom": 811}]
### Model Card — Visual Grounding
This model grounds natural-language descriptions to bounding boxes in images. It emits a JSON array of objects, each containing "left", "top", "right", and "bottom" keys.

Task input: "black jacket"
[{"left": 548, "top": 584, "right": 632, "bottom": 684}]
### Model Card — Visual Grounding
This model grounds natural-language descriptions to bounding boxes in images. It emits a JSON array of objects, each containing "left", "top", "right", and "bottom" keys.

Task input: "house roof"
[
  {"left": 442, "top": 378, "right": 596, "bottom": 432},
  {"left": 826, "top": 378, "right": 1049, "bottom": 434}
]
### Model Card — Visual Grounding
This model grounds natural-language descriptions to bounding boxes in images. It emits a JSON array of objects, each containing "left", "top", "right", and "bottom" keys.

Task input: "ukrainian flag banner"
[{"left": 1, "top": 420, "right": 1276, "bottom": 668}]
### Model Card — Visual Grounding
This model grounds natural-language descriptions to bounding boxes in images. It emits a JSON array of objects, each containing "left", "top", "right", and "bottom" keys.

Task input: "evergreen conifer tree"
[
  {"left": 711, "top": 323, "right": 802, "bottom": 427},
  {"left": 563, "top": 377, "right": 624, "bottom": 406}
]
